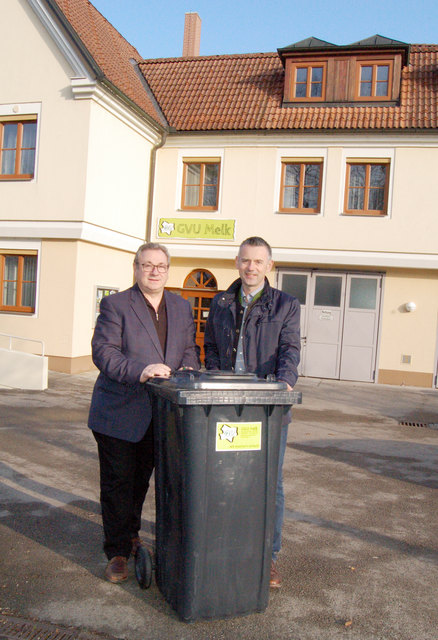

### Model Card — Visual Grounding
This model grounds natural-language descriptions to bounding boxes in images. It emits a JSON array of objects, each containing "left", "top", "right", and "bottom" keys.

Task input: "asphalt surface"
[{"left": 0, "top": 372, "right": 437, "bottom": 640}]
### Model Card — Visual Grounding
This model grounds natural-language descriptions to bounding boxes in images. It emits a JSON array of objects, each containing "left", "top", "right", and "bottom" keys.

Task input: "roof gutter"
[
  {"left": 128, "top": 60, "right": 170, "bottom": 240},
  {"left": 99, "top": 77, "right": 165, "bottom": 136}
]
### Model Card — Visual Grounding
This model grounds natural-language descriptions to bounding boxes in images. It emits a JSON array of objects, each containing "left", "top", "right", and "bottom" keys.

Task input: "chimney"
[{"left": 182, "top": 12, "right": 201, "bottom": 57}]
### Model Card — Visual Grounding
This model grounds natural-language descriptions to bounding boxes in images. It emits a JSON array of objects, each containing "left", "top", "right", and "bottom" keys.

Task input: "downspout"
[
  {"left": 146, "top": 130, "right": 167, "bottom": 242},
  {"left": 127, "top": 59, "right": 169, "bottom": 242}
]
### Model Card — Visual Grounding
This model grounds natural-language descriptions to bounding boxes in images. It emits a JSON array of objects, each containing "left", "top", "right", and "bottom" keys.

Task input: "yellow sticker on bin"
[{"left": 216, "top": 422, "right": 262, "bottom": 451}]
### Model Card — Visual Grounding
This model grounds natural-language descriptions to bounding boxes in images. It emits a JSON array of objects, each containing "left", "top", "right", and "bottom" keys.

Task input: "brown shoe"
[
  {"left": 270, "top": 560, "right": 282, "bottom": 588},
  {"left": 131, "top": 536, "right": 143, "bottom": 557},
  {"left": 105, "top": 556, "right": 128, "bottom": 583}
]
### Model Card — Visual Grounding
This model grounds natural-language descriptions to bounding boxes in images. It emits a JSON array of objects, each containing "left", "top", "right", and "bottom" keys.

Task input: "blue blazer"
[{"left": 88, "top": 284, "right": 200, "bottom": 442}]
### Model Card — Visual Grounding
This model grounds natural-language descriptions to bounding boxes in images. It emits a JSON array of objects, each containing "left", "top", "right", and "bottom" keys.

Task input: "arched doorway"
[{"left": 181, "top": 269, "right": 218, "bottom": 363}]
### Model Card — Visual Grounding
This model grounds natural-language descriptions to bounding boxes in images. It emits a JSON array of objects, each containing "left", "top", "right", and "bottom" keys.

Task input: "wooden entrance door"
[{"left": 181, "top": 269, "right": 218, "bottom": 364}]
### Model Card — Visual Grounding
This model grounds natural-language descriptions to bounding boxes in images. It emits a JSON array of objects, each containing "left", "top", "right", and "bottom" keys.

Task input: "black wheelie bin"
[{"left": 146, "top": 370, "right": 302, "bottom": 621}]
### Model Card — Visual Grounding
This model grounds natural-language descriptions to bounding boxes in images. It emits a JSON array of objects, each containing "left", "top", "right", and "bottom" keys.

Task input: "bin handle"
[{"left": 172, "top": 369, "right": 257, "bottom": 381}]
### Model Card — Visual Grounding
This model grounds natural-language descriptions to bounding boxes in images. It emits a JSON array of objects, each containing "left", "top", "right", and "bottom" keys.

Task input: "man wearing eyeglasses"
[{"left": 88, "top": 242, "right": 200, "bottom": 583}]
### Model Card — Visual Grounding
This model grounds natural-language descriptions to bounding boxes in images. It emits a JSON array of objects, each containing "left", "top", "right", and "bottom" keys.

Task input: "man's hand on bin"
[{"left": 140, "top": 363, "right": 172, "bottom": 383}]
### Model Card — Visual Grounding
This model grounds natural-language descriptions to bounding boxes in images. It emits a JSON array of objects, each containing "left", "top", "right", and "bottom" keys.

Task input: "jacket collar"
[
  {"left": 130, "top": 286, "right": 183, "bottom": 361},
  {"left": 221, "top": 277, "right": 273, "bottom": 307}
]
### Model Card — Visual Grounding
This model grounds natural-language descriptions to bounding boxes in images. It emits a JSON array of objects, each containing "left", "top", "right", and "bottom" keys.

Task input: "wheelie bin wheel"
[{"left": 135, "top": 546, "right": 152, "bottom": 589}]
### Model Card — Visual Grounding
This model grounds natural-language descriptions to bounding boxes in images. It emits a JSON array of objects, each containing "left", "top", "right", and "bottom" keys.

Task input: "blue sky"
[{"left": 91, "top": 0, "right": 438, "bottom": 59}]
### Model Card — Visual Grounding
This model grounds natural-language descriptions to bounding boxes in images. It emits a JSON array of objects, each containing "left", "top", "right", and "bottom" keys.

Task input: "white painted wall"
[
  {"left": 1, "top": 0, "right": 159, "bottom": 366},
  {"left": 71, "top": 241, "right": 136, "bottom": 357},
  {"left": 1, "top": 0, "right": 90, "bottom": 223},
  {"left": 83, "top": 100, "right": 153, "bottom": 239},
  {"left": 152, "top": 135, "right": 438, "bottom": 383},
  {"left": 152, "top": 135, "right": 438, "bottom": 256},
  {"left": 378, "top": 270, "right": 438, "bottom": 375}
]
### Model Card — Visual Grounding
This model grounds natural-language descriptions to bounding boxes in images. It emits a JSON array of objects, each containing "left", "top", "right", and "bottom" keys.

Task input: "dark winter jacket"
[{"left": 204, "top": 278, "right": 300, "bottom": 389}]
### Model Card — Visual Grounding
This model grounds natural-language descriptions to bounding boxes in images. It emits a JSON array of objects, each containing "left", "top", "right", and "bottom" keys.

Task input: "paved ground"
[{"left": 0, "top": 372, "right": 437, "bottom": 640}]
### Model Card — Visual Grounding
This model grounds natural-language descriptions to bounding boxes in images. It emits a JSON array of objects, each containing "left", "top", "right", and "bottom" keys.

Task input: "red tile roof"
[
  {"left": 50, "top": 0, "right": 166, "bottom": 126},
  {"left": 138, "top": 45, "right": 438, "bottom": 132},
  {"left": 46, "top": 2, "right": 438, "bottom": 134}
]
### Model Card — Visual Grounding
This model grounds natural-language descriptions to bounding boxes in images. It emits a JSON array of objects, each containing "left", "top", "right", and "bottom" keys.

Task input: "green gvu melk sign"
[{"left": 158, "top": 218, "right": 235, "bottom": 240}]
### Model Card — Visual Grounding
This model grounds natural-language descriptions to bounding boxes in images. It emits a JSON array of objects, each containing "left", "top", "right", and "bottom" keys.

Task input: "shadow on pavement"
[
  {"left": 289, "top": 439, "right": 438, "bottom": 488},
  {"left": 286, "top": 509, "right": 438, "bottom": 565}
]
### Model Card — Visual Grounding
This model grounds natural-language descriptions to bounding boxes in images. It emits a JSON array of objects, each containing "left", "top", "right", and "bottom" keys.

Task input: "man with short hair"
[
  {"left": 89, "top": 242, "right": 200, "bottom": 583},
  {"left": 204, "top": 236, "right": 300, "bottom": 588}
]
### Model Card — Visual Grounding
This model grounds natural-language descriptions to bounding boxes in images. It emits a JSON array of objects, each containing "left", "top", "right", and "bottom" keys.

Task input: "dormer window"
[
  {"left": 293, "top": 63, "right": 326, "bottom": 100},
  {"left": 278, "top": 36, "right": 409, "bottom": 106},
  {"left": 357, "top": 59, "right": 393, "bottom": 99}
]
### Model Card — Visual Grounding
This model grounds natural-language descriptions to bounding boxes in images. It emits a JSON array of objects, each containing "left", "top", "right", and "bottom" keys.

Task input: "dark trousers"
[{"left": 93, "top": 426, "right": 154, "bottom": 560}]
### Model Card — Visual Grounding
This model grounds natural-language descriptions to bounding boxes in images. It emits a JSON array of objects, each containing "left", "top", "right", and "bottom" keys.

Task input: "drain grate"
[
  {"left": 399, "top": 420, "right": 438, "bottom": 430},
  {"left": 0, "top": 616, "right": 118, "bottom": 640}
]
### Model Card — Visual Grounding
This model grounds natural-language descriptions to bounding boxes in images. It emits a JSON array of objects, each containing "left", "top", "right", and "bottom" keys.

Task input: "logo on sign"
[
  {"left": 158, "top": 218, "right": 235, "bottom": 240},
  {"left": 216, "top": 421, "right": 262, "bottom": 451},
  {"left": 219, "top": 423, "right": 238, "bottom": 443}
]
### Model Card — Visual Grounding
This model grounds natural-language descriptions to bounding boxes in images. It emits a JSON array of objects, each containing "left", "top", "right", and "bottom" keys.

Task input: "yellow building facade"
[{"left": 1, "top": 0, "right": 437, "bottom": 387}]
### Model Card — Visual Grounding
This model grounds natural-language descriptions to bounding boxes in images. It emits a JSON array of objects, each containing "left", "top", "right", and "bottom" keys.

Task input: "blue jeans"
[{"left": 272, "top": 420, "right": 289, "bottom": 562}]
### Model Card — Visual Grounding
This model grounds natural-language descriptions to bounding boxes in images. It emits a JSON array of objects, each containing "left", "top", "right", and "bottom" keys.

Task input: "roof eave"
[
  {"left": 99, "top": 78, "right": 166, "bottom": 134},
  {"left": 45, "top": 0, "right": 104, "bottom": 78},
  {"left": 44, "top": 0, "right": 165, "bottom": 131}
]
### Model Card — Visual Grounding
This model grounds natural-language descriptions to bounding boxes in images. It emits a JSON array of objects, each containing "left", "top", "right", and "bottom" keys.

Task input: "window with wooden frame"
[
  {"left": 279, "top": 159, "right": 323, "bottom": 213},
  {"left": 344, "top": 159, "right": 390, "bottom": 216},
  {"left": 0, "top": 253, "right": 37, "bottom": 312},
  {"left": 289, "top": 62, "right": 327, "bottom": 102},
  {"left": 181, "top": 159, "right": 220, "bottom": 210},
  {"left": 0, "top": 117, "right": 37, "bottom": 180},
  {"left": 356, "top": 60, "right": 393, "bottom": 100}
]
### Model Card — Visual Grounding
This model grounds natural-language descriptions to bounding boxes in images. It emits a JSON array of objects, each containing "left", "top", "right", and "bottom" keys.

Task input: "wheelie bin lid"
[{"left": 147, "top": 370, "right": 302, "bottom": 405}]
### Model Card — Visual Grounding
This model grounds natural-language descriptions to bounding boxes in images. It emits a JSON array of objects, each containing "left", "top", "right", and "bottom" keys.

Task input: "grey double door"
[{"left": 279, "top": 271, "right": 382, "bottom": 382}]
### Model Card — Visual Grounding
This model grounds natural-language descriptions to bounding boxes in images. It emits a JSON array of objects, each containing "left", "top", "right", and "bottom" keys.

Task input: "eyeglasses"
[{"left": 137, "top": 262, "right": 169, "bottom": 274}]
